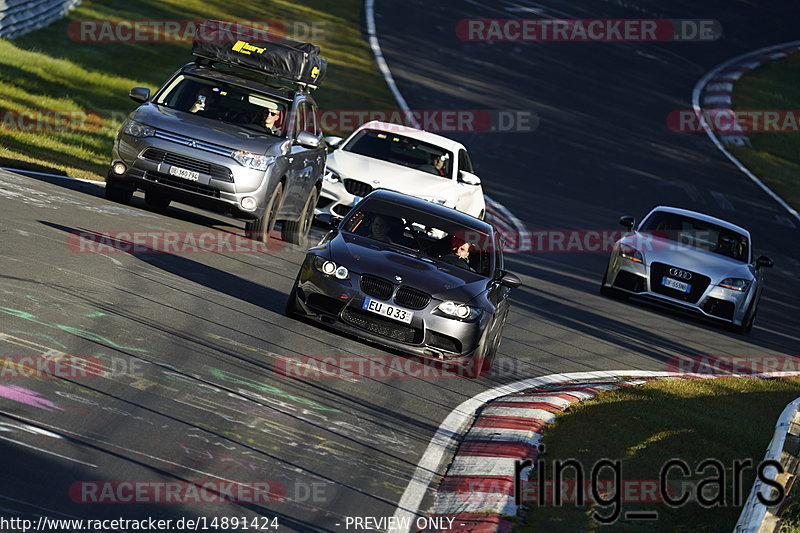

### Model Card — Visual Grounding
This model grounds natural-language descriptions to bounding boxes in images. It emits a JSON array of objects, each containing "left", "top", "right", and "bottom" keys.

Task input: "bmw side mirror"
[
  {"left": 129, "top": 87, "right": 150, "bottom": 104},
  {"left": 619, "top": 216, "right": 635, "bottom": 230},
  {"left": 324, "top": 136, "right": 344, "bottom": 150},
  {"left": 497, "top": 270, "right": 522, "bottom": 288},
  {"left": 756, "top": 255, "right": 774, "bottom": 269},
  {"left": 459, "top": 171, "right": 481, "bottom": 186},
  {"left": 316, "top": 213, "right": 343, "bottom": 229},
  {"left": 296, "top": 131, "right": 321, "bottom": 149}
]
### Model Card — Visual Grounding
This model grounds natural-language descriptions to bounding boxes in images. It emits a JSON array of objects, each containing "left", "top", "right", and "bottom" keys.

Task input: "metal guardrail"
[
  {"left": 0, "top": 0, "right": 82, "bottom": 39},
  {"left": 735, "top": 397, "right": 800, "bottom": 533}
]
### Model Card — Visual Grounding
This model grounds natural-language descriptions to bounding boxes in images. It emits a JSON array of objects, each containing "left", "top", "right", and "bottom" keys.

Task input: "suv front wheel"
[
  {"left": 281, "top": 187, "right": 319, "bottom": 247},
  {"left": 245, "top": 182, "right": 283, "bottom": 243}
]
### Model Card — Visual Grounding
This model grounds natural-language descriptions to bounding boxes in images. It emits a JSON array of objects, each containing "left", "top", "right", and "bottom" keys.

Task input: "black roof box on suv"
[{"left": 191, "top": 20, "right": 328, "bottom": 89}]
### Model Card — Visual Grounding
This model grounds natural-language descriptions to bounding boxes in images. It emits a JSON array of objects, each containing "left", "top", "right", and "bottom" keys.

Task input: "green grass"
[
  {"left": 514, "top": 378, "right": 800, "bottom": 533},
  {"left": 0, "top": 0, "right": 397, "bottom": 180},
  {"left": 728, "top": 52, "right": 800, "bottom": 210}
]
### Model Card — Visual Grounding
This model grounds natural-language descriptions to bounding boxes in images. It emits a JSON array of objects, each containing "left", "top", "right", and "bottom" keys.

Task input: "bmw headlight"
[
  {"left": 618, "top": 243, "right": 644, "bottom": 264},
  {"left": 719, "top": 278, "right": 751, "bottom": 291},
  {"left": 420, "top": 195, "right": 449, "bottom": 206},
  {"left": 233, "top": 151, "right": 275, "bottom": 172},
  {"left": 437, "top": 301, "right": 481, "bottom": 320},
  {"left": 121, "top": 120, "right": 155, "bottom": 138},
  {"left": 313, "top": 256, "right": 349, "bottom": 280},
  {"left": 324, "top": 169, "right": 342, "bottom": 183}
]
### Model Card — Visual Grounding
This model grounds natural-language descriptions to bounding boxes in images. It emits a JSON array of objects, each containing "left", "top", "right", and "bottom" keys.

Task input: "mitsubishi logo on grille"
[
  {"left": 189, "top": 140, "right": 198, "bottom": 148},
  {"left": 669, "top": 268, "right": 692, "bottom": 280}
]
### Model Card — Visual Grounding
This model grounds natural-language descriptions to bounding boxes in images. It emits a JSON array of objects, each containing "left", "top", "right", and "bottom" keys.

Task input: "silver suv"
[{"left": 106, "top": 24, "right": 326, "bottom": 246}]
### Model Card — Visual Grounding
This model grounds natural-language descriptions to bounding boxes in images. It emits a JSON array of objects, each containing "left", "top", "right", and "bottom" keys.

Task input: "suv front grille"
[
  {"left": 395, "top": 286, "right": 431, "bottom": 310},
  {"left": 343, "top": 179, "right": 373, "bottom": 197},
  {"left": 360, "top": 275, "right": 394, "bottom": 300},
  {"left": 142, "top": 148, "right": 233, "bottom": 182},
  {"left": 143, "top": 171, "right": 221, "bottom": 198},
  {"left": 650, "top": 262, "right": 710, "bottom": 304}
]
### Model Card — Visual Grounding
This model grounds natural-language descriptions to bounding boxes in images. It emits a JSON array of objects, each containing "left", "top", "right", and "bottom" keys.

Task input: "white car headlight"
[
  {"left": 420, "top": 195, "right": 449, "bottom": 206},
  {"left": 437, "top": 301, "right": 480, "bottom": 320},
  {"left": 719, "top": 278, "right": 751, "bottom": 291},
  {"left": 232, "top": 151, "right": 274, "bottom": 171},
  {"left": 324, "top": 169, "right": 342, "bottom": 183},
  {"left": 121, "top": 120, "right": 155, "bottom": 138}
]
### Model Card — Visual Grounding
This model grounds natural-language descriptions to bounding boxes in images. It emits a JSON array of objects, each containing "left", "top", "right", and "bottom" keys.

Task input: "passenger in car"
[{"left": 439, "top": 237, "right": 475, "bottom": 272}]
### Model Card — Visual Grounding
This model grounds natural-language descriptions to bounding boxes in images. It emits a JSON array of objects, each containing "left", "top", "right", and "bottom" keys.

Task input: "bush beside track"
[{"left": 0, "top": 0, "right": 398, "bottom": 180}]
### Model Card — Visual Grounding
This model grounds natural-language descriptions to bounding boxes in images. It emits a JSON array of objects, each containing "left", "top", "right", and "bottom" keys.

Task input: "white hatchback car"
[{"left": 316, "top": 121, "right": 486, "bottom": 220}]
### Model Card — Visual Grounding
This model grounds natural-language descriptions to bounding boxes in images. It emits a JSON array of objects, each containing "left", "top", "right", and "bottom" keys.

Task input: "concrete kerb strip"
[
  {"left": 407, "top": 373, "right": 800, "bottom": 533},
  {"left": 692, "top": 41, "right": 800, "bottom": 224}
]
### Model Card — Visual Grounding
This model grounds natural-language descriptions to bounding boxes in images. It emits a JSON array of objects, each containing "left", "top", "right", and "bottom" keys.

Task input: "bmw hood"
[
  {"left": 621, "top": 234, "right": 755, "bottom": 280},
  {"left": 326, "top": 234, "right": 487, "bottom": 302},
  {"left": 328, "top": 151, "right": 459, "bottom": 202},
  {"left": 130, "top": 104, "right": 281, "bottom": 155}
]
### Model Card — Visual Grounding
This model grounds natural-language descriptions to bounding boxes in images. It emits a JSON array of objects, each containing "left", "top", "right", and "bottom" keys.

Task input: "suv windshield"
[
  {"left": 155, "top": 74, "right": 289, "bottom": 137},
  {"left": 639, "top": 211, "right": 750, "bottom": 262},
  {"left": 343, "top": 129, "right": 454, "bottom": 178},
  {"left": 342, "top": 198, "right": 492, "bottom": 276}
]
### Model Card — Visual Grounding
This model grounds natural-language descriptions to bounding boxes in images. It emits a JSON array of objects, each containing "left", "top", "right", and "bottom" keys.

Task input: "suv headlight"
[
  {"left": 233, "top": 151, "right": 275, "bottom": 172},
  {"left": 618, "top": 243, "right": 644, "bottom": 263},
  {"left": 324, "top": 169, "right": 342, "bottom": 183},
  {"left": 313, "top": 256, "right": 349, "bottom": 280},
  {"left": 121, "top": 120, "right": 155, "bottom": 138},
  {"left": 436, "top": 301, "right": 481, "bottom": 320},
  {"left": 719, "top": 278, "right": 751, "bottom": 291}
]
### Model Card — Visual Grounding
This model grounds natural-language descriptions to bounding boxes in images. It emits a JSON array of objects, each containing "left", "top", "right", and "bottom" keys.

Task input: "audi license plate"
[
  {"left": 362, "top": 298, "right": 413, "bottom": 324},
  {"left": 168, "top": 165, "right": 199, "bottom": 182},
  {"left": 662, "top": 276, "right": 691, "bottom": 293}
]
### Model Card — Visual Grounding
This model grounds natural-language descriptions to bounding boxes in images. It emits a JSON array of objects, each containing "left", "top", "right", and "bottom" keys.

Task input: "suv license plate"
[
  {"left": 362, "top": 298, "right": 413, "bottom": 324},
  {"left": 169, "top": 166, "right": 200, "bottom": 182},
  {"left": 662, "top": 276, "right": 691, "bottom": 293}
]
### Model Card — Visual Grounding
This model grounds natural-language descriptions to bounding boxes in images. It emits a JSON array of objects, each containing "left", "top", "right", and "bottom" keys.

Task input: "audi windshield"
[{"left": 639, "top": 211, "right": 750, "bottom": 262}]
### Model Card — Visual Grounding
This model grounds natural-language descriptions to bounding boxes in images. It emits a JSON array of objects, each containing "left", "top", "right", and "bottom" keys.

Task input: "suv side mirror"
[
  {"left": 619, "top": 216, "right": 635, "bottom": 230},
  {"left": 459, "top": 171, "right": 481, "bottom": 185},
  {"left": 497, "top": 270, "right": 522, "bottom": 288},
  {"left": 129, "top": 87, "right": 150, "bottom": 104},
  {"left": 756, "top": 255, "right": 774, "bottom": 269},
  {"left": 324, "top": 136, "right": 344, "bottom": 150},
  {"left": 296, "top": 131, "right": 321, "bottom": 149},
  {"left": 316, "top": 213, "right": 344, "bottom": 229}
]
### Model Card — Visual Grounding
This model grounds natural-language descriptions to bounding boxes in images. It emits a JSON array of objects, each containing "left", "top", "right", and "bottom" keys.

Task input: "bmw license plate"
[
  {"left": 662, "top": 276, "right": 691, "bottom": 293},
  {"left": 168, "top": 165, "right": 200, "bottom": 182},
  {"left": 362, "top": 298, "right": 413, "bottom": 324}
]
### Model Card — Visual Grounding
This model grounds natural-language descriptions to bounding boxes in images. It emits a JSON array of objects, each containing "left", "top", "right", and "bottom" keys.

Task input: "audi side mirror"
[
  {"left": 756, "top": 255, "right": 774, "bottom": 269},
  {"left": 619, "top": 216, "right": 635, "bottom": 230}
]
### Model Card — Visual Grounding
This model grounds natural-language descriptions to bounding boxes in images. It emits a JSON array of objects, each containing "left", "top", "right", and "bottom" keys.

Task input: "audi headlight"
[
  {"left": 618, "top": 243, "right": 644, "bottom": 264},
  {"left": 719, "top": 278, "right": 751, "bottom": 291},
  {"left": 313, "top": 257, "right": 349, "bottom": 280},
  {"left": 233, "top": 151, "right": 274, "bottom": 172},
  {"left": 437, "top": 301, "right": 481, "bottom": 320},
  {"left": 324, "top": 169, "right": 342, "bottom": 183},
  {"left": 121, "top": 120, "right": 155, "bottom": 138}
]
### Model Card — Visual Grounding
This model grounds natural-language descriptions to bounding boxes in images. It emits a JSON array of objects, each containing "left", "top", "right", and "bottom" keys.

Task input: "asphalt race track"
[{"left": 0, "top": 1, "right": 798, "bottom": 531}]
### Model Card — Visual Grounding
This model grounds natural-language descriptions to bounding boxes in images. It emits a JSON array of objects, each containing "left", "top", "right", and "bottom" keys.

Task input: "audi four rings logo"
[{"left": 669, "top": 268, "right": 692, "bottom": 280}]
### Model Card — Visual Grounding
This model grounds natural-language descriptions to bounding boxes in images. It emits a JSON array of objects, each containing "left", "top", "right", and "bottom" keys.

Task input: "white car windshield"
[
  {"left": 639, "top": 212, "right": 750, "bottom": 263},
  {"left": 155, "top": 74, "right": 289, "bottom": 137},
  {"left": 343, "top": 129, "right": 454, "bottom": 178}
]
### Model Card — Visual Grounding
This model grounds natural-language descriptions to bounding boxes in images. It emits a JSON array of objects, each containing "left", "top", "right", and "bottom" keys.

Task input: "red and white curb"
[
  {"left": 699, "top": 44, "right": 800, "bottom": 147},
  {"left": 416, "top": 380, "right": 648, "bottom": 533}
]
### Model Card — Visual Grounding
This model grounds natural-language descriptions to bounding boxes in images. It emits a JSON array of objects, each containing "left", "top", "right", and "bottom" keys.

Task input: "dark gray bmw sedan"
[{"left": 285, "top": 189, "right": 521, "bottom": 377}]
